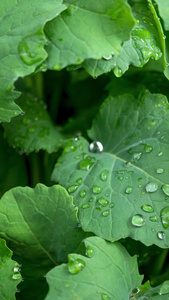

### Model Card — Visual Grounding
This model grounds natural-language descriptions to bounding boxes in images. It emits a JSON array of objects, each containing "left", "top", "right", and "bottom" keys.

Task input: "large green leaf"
[
  {"left": 82, "top": 0, "right": 163, "bottom": 78},
  {"left": 52, "top": 91, "right": 169, "bottom": 248},
  {"left": 155, "top": 0, "right": 169, "bottom": 31},
  {"left": 0, "top": 0, "right": 66, "bottom": 123},
  {"left": 0, "top": 184, "right": 86, "bottom": 298},
  {"left": 3, "top": 93, "right": 64, "bottom": 154},
  {"left": 45, "top": 236, "right": 143, "bottom": 300},
  {"left": 0, "top": 238, "right": 22, "bottom": 300},
  {"left": 44, "top": 0, "right": 135, "bottom": 70}
]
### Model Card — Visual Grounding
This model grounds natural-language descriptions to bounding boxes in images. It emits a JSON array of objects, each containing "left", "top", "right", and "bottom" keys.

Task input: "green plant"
[{"left": 1, "top": 0, "right": 169, "bottom": 299}]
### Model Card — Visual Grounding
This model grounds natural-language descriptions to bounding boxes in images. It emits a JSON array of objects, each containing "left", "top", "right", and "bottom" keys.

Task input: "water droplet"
[
  {"left": 101, "top": 293, "right": 110, "bottom": 300},
  {"left": 12, "top": 264, "right": 21, "bottom": 280},
  {"left": 89, "top": 141, "right": 103, "bottom": 153},
  {"left": 64, "top": 143, "right": 77, "bottom": 153},
  {"left": 160, "top": 206, "right": 169, "bottom": 229},
  {"left": 114, "top": 66, "right": 122, "bottom": 77},
  {"left": 139, "top": 184, "right": 143, "bottom": 188},
  {"left": 78, "top": 158, "right": 95, "bottom": 171},
  {"left": 157, "top": 168, "right": 164, "bottom": 174},
  {"left": 20, "top": 111, "right": 25, "bottom": 116},
  {"left": 76, "top": 178, "right": 83, "bottom": 184},
  {"left": 97, "top": 197, "right": 109, "bottom": 207},
  {"left": 157, "top": 231, "right": 166, "bottom": 240},
  {"left": 103, "top": 55, "right": 112, "bottom": 60},
  {"left": 125, "top": 162, "right": 132, "bottom": 167},
  {"left": 132, "top": 152, "right": 143, "bottom": 162},
  {"left": 149, "top": 215, "right": 158, "bottom": 222},
  {"left": 131, "top": 214, "right": 145, "bottom": 227},
  {"left": 18, "top": 33, "right": 46, "bottom": 66},
  {"left": 81, "top": 203, "right": 89, "bottom": 209},
  {"left": 158, "top": 151, "right": 163, "bottom": 157},
  {"left": 68, "top": 185, "right": 79, "bottom": 193},
  {"left": 141, "top": 204, "right": 154, "bottom": 213},
  {"left": 159, "top": 280, "right": 169, "bottom": 295},
  {"left": 146, "top": 182, "right": 158, "bottom": 193},
  {"left": 109, "top": 202, "right": 114, "bottom": 208},
  {"left": 162, "top": 184, "right": 169, "bottom": 196},
  {"left": 80, "top": 190, "right": 86, "bottom": 198},
  {"left": 93, "top": 186, "right": 103, "bottom": 194},
  {"left": 68, "top": 257, "right": 85, "bottom": 274},
  {"left": 145, "top": 145, "right": 153, "bottom": 153},
  {"left": 101, "top": 170, "right": 108, "bottom": 181},
  {"left": 125, "top": 186, "right": 133, "bottom": 194},
  {"left": 118, "top": 176, "right": 124, "bottom": 181},
  {"left": 88, "top": 197, "right": 94, "bottom": 202},
  {"left": 102, "top": 210, "right": 110, "bottom": 217},
  {"left": 86, "top": 246, "right": 94, "bottom": 258}
]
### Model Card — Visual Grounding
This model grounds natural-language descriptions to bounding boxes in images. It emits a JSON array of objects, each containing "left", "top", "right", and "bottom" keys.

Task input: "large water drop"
[{"left": 89, "top": 141, "right": 103, "bottom": 153}]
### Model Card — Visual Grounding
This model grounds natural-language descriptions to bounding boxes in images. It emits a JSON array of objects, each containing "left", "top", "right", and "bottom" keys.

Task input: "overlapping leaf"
[
  {"left": 82, "top": 0, "right": 163, "bottom": 77},
  {"left": 0, "top": 184, "right": 87, "bottom": 298},
  {"left": 3, "top": 93, "right": 64, "bottom": 153},
  {"left": 44, "top": 0, "right": 135, "bottom": 70},
  {"left": 0, "top": 238, "right": 22, "bottom": 300},
  {"left": 45, "top": 236, "right": 143, "bottom": 300},
  {"left": 52, "top": 91, "right": 169, "bottom": 248},
  {"left": 0, "top": 0, "right": 66, "bottom": 123}
]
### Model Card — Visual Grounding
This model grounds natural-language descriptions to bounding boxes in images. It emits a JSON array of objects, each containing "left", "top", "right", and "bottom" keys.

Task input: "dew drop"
[
  {"left": 160, "top": 206, "right": 169, "bottom": 229},
  {"left": 125, "top": 162, "right": 132, "bottom": 167},
  {"left": 141, "top": 203, "right": 154, "bottom": 213},
  {"left": 76, "top": 178, "right": 83, "bottom": 184},
  {"left": 78, "top": 158, "right": 95, "bottom": 171},
  {"left": 131, "top": 214, "right": 145, "bottom": 227},
  {"left": 88, "top": 197, "right": 94, "bottom": 202},
  {"left": 68, "top": 257, "right": 85, "bottom": 274},
  {"left": 93, "top": 186, "right": 103, "bottom": 194},
  {"left": 64, "top": 143, "right": 77, "bottom": 153},
  {"left": 68, "top": 185, "right": 79, "bottom": 193},
  {"left": 101, "top": 170, "right": 109, "bottom": 181},
  {"left": 162, "top": 184, "right": 169, "bottom": 196},
  {"left": 145, "top": 145, "right": 153, "bottom": 153},
  {"left": 89, "top": 141, "right": 103, "bottom": 153},
  {"left": 82, "top": 203, "right": 89, "bottom": 209},
  {"left": 80, "top": 190, "right": 87, "bottom": 198},
  {"left": 114, "top": 66, "right": 122, "bottom": 77},
  {"left": 149, "top": 215, "right": 158, "bottom": 222},
  {"left": 157, "top": 168, "right": 164, "bottom": 174},
  {"left": 97, "top": 197, "right": 109, "bottom": 207},
  {"left": 132, "top": 152, "right": 143, "bottom": 162},
  {"left": 158, "top": 151, "right": 163, "bottom": 157},
  {"left": 102, "top": 210, "right": 110, "bottom": 217},
  {"left": 109, "top": 202, "right": 114, "bottom": 208},
  {"left": 118, "top": 176, "right": 124, "bottom": 181},
  {"left": 101, "top": 293, "right": 110, "bottom": 300},
  {"left": 86, "top": 246, "right": 94, "bottom": 258},
  {"left": 145, "top": 182, "right": 158, "bottom": 193},
  {"left": 103, "top": 55, "right": 112, "bottom": 60},
  {"left": 125, "top": 186, "right": 133, "bottom": 194},
  {"left": 157, "top": 231, "right": 166, "bottom": 240}
]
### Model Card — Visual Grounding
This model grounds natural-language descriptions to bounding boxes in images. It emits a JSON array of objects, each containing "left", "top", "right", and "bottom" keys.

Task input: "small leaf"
[
  {"left": 0, "top": 238, "right": 22, "bottom": 299},
  {"left": 45, "top": 237, "right": 143, "bottom": 300}
]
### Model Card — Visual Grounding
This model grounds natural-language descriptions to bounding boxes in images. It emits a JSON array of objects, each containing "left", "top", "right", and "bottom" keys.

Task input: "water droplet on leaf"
[
  {"left": 97, "top": 197, "right": 109, "bottom": 207},
  {"left": 68, "top": 257, "right": 85, "bottom": 274},
  {"left": 141, "top": 204, "right": 154, "bottom": 213},
  {"left": 160, "top": 206, "right": 169, "bottom": 229},
  {"left": 145, "top": 145, "right": 153, "bottom": 153},
  {"left": 102, "top": 210, "right": 110, "bottom": 217},
  {"left": 109, "top": 202, "right": 114, "bottom": 208},
  {"left": 125, "top": 186, "right": 133, "bottom": 194},
  {"left": 146, "top": 182, "right": 158, "bottom": 192},
  {"left": 81, "top": 203, "right": 89, "bottom": 209},
  {"left": 149, "top": 215, "right": 158, "bottom": 222},
  {"left": 80, "top": 190, "right": 86, "bottom": 198},
  {"left": 162, "top": 184, "right": 169, "bottom": 196},
  {"left": 132, "top": 152, "right": 143, "bottom": 162},
  {"left": 101, "top": 170, "right": 108, "bottom": 181},
  {"left": 89, "top": 141, "right": 103, "bottom": 153},
  {"left": 132, "top": 214, "right": 145, "bottom": 227},
  {"left": 76, "top": 178, "right": 83, "bottom": 184},
  {"left": 157, "top": 168, "right": 164, "bottom": 174},
  {"left": 93, "top": 186, "right": 103, "bottom": 194},
  {"left": 114, "top": 66, "right": 122, "bottom": 77},
  {"left": 159, "top": 280, "right": 169, "bottom": 295},
  {"left": 86, "top": 246, "right": 94, "bottom": 258},
  {"left": 158, "top": 152, "right": 163, "bottom": 157},
  {"left": 78, "top": 158, "right": 95, "bottom": 171},
  {"left": 68, "top": 185, "right": 79, "bottom": 193},
  {"left": 118, "top": 176, "right": 124, "bottom": 181},
  {"left": 101, "top": 293, "right": 110, "bottom": 300},
  {"left": 157, "top": 231, "right": 166, "bottom": 240}
]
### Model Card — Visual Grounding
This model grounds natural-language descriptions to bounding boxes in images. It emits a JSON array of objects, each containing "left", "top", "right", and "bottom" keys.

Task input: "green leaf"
[
  {"left": 0, "top": 184, "right": 87, "bottom": 298},
  {"left": 44, "top": 0, "right": 135, "bottom": 70},
  {"left": 0, "top": 238, "right": 22, "bottom": 300},
  {"left": 45, "top": 236, "right": 143, "bottom": 300},
  {"left": 0, "top": 0, "right": 66, "bottom": 123},
  {"left": 3, "top": 93, "right": 64, "bottom": 153},
  {"left": 130, "top": 280, "right": 169, "bottom": 299},
  {"left": 82, "top": 0, "right": 162, "bottom": 78},
  {"left": 155, "top": 0, "right": 169, "bottom": 31},
  {"left": 52, "top": 91, "right": 169, "bottom": 248}
]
